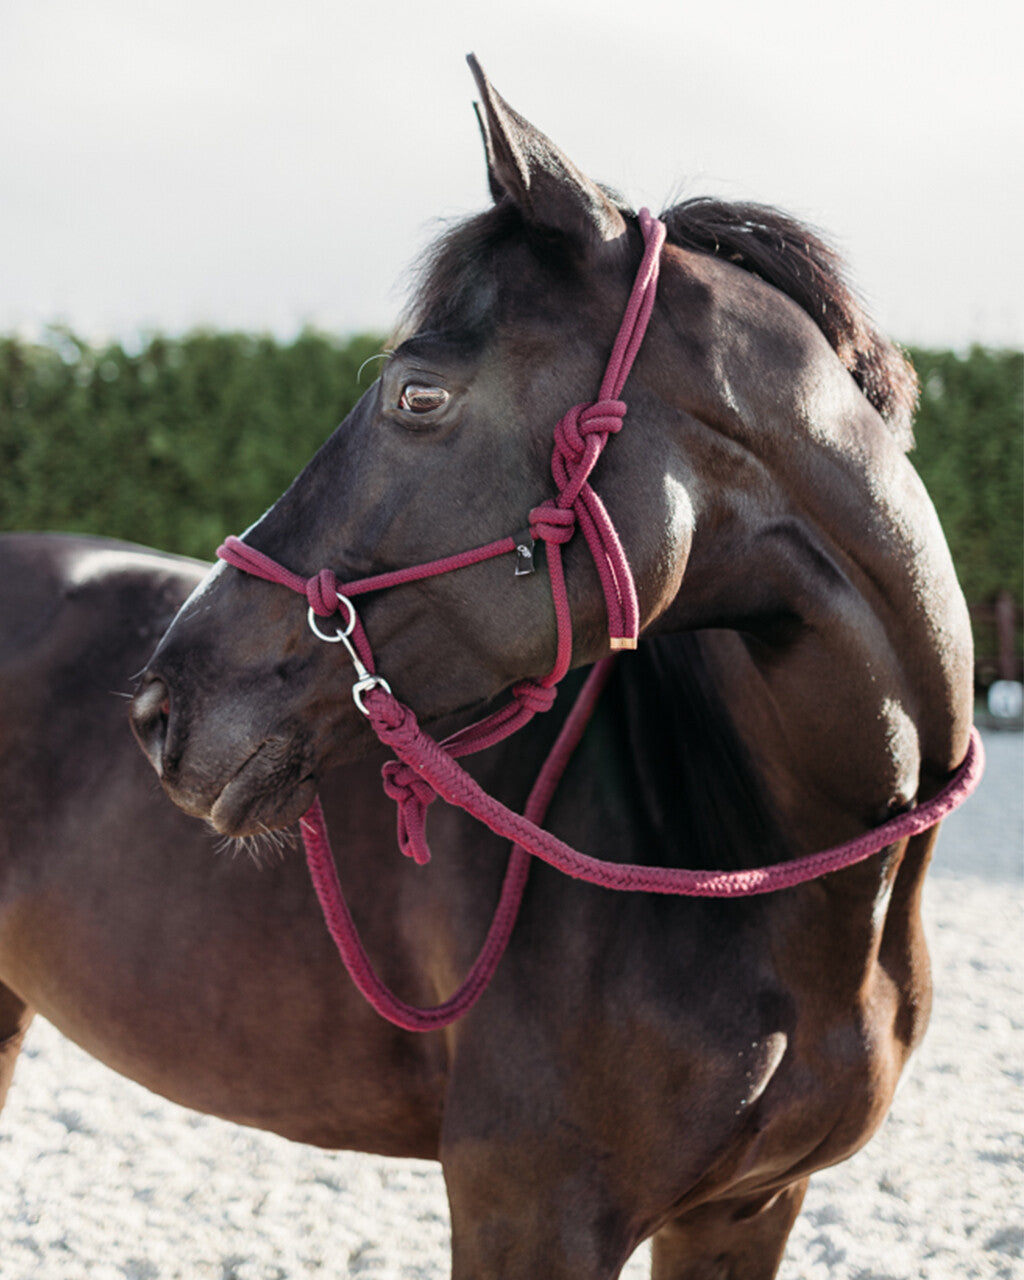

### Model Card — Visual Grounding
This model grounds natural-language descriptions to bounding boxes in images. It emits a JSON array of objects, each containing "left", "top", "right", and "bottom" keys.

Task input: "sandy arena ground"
[{"left": 1, "top": 730, "right": 1020, "bottom": 1279}]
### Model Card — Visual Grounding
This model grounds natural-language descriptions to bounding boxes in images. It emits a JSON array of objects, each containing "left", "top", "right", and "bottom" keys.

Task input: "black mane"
[
  {"left": 401, "top": 194, "right": 918, "bottom": 448},
  {"left": 660, "top": 197, "right": 918, "bottom": 448},
  {"left": 604, "top": 631, "right": 791, "bottom": 874}
]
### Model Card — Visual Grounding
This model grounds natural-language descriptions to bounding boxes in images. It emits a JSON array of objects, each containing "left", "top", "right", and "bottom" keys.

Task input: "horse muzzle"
[{"left": 130, "top": 673, "right": 317, "bottom": 836}]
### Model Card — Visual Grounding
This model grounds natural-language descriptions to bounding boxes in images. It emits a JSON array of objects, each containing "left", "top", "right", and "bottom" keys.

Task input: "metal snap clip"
[{"left": 306, "top": 593, "right": 391, "bottom": 715}]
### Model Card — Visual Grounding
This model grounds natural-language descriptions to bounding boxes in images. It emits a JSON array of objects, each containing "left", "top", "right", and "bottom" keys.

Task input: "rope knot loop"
[
  {"left": 305, "top": 569, "right": 340, "bottom": 617},
  {"left": 381, "top": 761, "right": 436, "bottom": 864},
  {"left": 511, "top": 680, "right": 557, "bottom": 715},
  {"left": 578, "top": 398, "right": 627, "bottom": 436},
  {"left": 529, "top": 499, "right": 576, "bottom": 545},
  {"left": 555, "top": 399, "right": 627, "bottom": 460}
]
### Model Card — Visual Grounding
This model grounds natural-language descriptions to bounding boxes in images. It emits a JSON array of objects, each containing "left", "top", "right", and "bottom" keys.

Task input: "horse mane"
[
  {"left": 660, "top": 198, "right": 918, "bottom": 449},
  {"left": 400, "top": 195, "right": 919, "bottom": 449},
  {"left": 603, "top": 631, "right": 791, "bottom": 874}
]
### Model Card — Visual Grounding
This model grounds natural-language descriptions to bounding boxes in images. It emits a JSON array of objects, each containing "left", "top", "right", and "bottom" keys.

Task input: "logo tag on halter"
[{"left": 513, "top": 532, "right": 536, "bottom": 577}]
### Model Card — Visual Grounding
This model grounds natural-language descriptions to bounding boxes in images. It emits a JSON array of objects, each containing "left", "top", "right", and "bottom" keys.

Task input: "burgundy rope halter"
[{"left": 216, "top": 209, "right": 983, "bottom": 1032}]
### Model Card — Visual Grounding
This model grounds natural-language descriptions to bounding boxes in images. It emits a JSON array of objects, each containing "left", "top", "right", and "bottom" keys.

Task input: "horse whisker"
[{"left": 211, "top": 822, "right": 299, "bottom": 869}]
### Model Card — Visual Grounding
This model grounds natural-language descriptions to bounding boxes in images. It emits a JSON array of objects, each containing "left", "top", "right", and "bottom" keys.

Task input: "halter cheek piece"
[{"left": 216, "top": 209, "right": 983, "bottom": 1032}]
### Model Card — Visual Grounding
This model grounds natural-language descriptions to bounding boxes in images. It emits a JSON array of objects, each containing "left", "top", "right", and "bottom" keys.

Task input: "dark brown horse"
[{"left": 2, "top": 59, "right": 972, "bottom": 1278}]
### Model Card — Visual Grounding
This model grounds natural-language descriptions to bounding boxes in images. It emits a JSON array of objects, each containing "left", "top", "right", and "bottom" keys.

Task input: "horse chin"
[{"left": 205, "top": 739, "right": 318, "bottom": 838}]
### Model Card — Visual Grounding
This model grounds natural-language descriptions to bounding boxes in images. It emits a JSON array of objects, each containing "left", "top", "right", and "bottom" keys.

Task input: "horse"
[{"left": 1, "top": 56, "right": 974, "bottom": 1278}]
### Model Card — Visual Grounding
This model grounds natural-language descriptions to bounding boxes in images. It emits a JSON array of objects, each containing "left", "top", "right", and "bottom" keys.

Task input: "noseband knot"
[
  {"left": 512, "top": 680, "right": 557, "bottom": 715},
  {"left": 306, "top": 569, "right": 340, "bottom": 616}
]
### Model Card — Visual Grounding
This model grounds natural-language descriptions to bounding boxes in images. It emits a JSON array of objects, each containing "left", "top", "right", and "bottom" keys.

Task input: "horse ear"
[
  {"left": 472, "top": 101, "right": 507, "bottom": 205},
  {"left": 467, "top": 54, "right": 626, "bottom": 248}
]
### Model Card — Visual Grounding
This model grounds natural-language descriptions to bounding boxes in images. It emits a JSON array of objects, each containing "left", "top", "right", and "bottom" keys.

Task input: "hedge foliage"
[
  {"left": 0, "top": 328, "right": 383, "bottom": 560},
  {"left": 0, "top": 329, "right": 1020, "bottom": 619},
  {"left": 907, "top": 346, "right": 1022, "bottom": 608}
]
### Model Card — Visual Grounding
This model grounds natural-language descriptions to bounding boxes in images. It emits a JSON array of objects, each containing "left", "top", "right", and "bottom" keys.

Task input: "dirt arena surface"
[{"left": 1, "top": 729, "right": 1020, "bottom": 1279}]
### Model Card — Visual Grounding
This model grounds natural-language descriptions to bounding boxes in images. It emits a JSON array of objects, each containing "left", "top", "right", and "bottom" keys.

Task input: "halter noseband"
[{"left": 215, "top": 208, "right": 983, "bottom": 1031}]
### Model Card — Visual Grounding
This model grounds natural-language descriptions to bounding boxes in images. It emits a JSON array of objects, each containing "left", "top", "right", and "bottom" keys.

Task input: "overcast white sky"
[{"left": 1, "top": 0, "right": 1020, "bottom": 349}]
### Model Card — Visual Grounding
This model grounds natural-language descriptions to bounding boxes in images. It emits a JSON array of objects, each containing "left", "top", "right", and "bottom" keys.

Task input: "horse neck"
[
  {"left": 588, "top": 634, "right": 792, "bottom": 873},
  {"left": 438, "top": 637, "right": 783, "bottom": 883},
  {"left": 631, "top": 262, "right": 974, "bottom": 855}
]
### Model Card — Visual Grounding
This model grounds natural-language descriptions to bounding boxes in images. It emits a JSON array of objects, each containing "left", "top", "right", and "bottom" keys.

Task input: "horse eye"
[{"left": 398, "top": 384, "right": 450, "bottom": 414}]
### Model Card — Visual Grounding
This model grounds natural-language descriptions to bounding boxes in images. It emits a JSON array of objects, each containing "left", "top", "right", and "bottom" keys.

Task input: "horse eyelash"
[{"left": 357, "top": 351, "right": 394, "bottom": 385}]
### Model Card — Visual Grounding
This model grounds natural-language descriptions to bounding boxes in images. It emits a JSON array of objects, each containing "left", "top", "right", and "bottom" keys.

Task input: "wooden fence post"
[{"left": 995, "top": 590, "right": 1017, "bottom": 681}]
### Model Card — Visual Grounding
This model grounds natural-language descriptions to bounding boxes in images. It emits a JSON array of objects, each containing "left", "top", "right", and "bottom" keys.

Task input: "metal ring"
[
  {"left": 306, "top": 592, "right": 357, "bottom": 643},
  {"left": 352, "top": 675, "right": 392, "bottom": 717}
]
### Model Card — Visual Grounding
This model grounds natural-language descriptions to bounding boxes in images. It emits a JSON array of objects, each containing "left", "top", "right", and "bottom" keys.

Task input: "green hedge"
[
  {"left": 0, "top": 328, "right": 383, "bottom": 559},
  {"left": 907, "top": 346, "right": 1022, "bottom": 609},
  {"left": 1, "top": 330, "right": 1020, "bottom": 631}
]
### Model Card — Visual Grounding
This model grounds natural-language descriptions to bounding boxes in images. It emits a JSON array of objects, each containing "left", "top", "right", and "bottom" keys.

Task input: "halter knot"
[
  {"left": 529, "top": 499, "right": 576, "bottom": 545},
  {"left": 306, "top": 569, "right": 340, "bottom": 616},
  {"left": 557, "top": 399, "right": 627, "bottom": 458},
  {"left": 512, "top": 680, "right": 557, "bottom": 715},
  {"left": 551, "top": 399, "right": 627, "bottom": 511},
  {"left": 381, "top": 760, "right": 436, "bottom": 864}
]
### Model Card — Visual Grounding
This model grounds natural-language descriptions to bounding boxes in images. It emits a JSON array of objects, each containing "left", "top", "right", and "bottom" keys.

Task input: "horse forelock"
[
  {"left": 393, "top": 187, "right": 635, "bottom": 347},
  {"left": 393, "top": 202, "right": 522, "bottom": 346},
  {"left": 659, "top": 197, "right": 919, "bottom": 449}
]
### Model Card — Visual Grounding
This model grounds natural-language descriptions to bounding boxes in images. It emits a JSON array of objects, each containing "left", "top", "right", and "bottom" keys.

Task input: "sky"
[{"left": 1, "top": 0, "right": 1020, "bottom": 350}]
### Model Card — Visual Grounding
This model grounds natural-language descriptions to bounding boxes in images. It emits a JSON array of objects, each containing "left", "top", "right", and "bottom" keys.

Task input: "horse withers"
[{"left": 5, "top": 58, "right": 973, "bottom": 1279}]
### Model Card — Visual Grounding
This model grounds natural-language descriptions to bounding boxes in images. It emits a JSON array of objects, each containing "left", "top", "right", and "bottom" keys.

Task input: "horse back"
[
  {"left": 0, "top": 532, "right": 206, "bottom": 897},
  {"left": 0, "top": 531, "right": 204, "bottom": 669}
]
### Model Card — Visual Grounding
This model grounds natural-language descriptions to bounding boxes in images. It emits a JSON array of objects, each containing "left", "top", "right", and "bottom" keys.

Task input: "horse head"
[
  {"left": 130, "top": 61, "right": 697, "bottom": 834},
  {"left": 132, "top": 57, "right": 969, "bottom": 847}
]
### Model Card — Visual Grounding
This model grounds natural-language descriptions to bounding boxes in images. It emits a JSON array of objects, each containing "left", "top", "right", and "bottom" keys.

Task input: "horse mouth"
[{"left": 207, "top": 738, "right": 317, "bottom": 837}]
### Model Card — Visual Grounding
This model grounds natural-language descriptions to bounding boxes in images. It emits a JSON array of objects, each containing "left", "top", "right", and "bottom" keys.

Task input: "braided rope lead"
[
  {"left": 300, "top": 659, "right": 616, "bottom": 1032},
  {"left": 301, "top": 689, "right": 981, "bottom": 1031},
  {"left": 364, "top": 694, "right": 984, "bottom": 898}
]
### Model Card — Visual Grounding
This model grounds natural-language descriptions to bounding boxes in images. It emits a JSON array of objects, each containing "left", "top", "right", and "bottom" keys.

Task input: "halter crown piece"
[{"left": 217, "top": 209, "right": 984, "bottom": 1032}]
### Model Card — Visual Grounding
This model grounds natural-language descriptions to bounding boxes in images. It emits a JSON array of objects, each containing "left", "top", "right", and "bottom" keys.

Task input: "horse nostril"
[{"left": 130, "top": 676, "right": 171, "bottom": 771}]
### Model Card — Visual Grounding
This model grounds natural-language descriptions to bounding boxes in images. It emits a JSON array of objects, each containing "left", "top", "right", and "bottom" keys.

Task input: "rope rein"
[{"left": 216, "top": 209, "right": 983, "bottom": 1031}]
